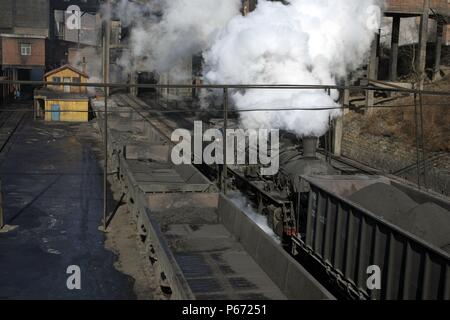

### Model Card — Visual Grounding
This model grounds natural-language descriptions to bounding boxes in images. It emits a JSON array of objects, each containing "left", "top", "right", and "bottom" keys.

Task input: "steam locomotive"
[{"left": 228, "top": 134, "right": 450, "bottom": 299}]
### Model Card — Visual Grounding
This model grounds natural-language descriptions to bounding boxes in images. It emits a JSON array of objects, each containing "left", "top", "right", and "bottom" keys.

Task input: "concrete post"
[
  {"left": 105, "top": 14, "right": 111, "bottom": 97},
  {"left": 129, "top": 72, "right": 138, "bottom": 96},
  {"left": 333, "top": 117, "right": 343, "bottom": 157},
  {"left": 333, "top": 83, "right": 349, "bottom": 157},
  {"left": 343, "top": 78, "right": 350, "bottom": 115},
  {"left": 417, "top": 0, "right": 430, "bottom": 89},
  {"left": 13, "top": 68, "right": 18, "bottom": 92},
  {"left": 102, "top": 0, "right": 111, "bottom": 97},
  {"left": 433, "top": 21, "right": 444, "bottom": 81},
  {"left": 366, "top": 34, "right": 379, "bottom": 115},
  {"left": 389, "top": 16, "right": 400, "bottom": 82}
]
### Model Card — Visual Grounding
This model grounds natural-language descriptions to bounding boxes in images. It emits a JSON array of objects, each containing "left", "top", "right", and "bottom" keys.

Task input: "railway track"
[
  {"left": 108, "top": 95, "right": 335, "bottom": 296},
  {"left": 95, "top": 94, "right": 450, "bottom": 300},
  {"left": 92, "top": 94, "right": 333, "bottom": 300}
]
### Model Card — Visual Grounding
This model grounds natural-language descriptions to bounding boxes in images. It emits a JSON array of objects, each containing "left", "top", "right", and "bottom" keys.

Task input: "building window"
[
  {"left": 53, "top": 77, "right": 61, "bottom": 83},
  {"left": 20, "top": 43, "right": 31, "bottom": 56},
  {"left": 72, "top": 77, "right": 81, "bottom": 83}
]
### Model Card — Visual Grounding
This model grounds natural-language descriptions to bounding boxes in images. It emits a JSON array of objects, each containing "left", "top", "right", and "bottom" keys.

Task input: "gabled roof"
[{"left": 44, "top": 64, "right": 89, "bottom": 79}]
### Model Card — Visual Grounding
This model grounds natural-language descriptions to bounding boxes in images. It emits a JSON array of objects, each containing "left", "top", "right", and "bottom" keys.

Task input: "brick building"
[
  {"left": 0, "top": 0, "right": 50, "bottom": 37},
  {"left": 0, "top": 0, "right": 50, "bottom": 101},
  {"left": 0, "top": 0, "right": 102, "bottom": 103}
]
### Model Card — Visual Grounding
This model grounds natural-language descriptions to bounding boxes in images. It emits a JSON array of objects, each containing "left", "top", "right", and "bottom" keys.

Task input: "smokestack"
[
  {"left": 302, "top": 137, "right": 318, "bottom": 158},
  {"left": 82, "top": 57, "right": 87, "bottom": 74}
]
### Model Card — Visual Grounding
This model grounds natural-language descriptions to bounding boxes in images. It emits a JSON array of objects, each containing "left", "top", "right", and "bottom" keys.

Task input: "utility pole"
[
  {"left": 101, "top": 0, "right": 111, "bottom": 232},
  {"left": 102, "top": 0, "right": 111, "bottom": 97}
]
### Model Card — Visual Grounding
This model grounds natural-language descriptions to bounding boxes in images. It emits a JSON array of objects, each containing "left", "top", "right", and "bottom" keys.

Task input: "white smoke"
[
  {"left": 204, "top": 0, "right": 383, "bottom": 137},
  {"left": 71, "top": 47, "right": 102, "bottom": 81},
  {"left": 112, "top": 0, "right": 241, "bottom": 78},
  {"left": 228, "top": 192, "right": 280, "bottom": 243}
]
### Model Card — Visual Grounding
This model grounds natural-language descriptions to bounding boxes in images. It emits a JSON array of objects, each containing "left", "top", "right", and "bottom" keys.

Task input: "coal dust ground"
[{"left": 0, "top": 112, "right": 159, "bottom": 299}]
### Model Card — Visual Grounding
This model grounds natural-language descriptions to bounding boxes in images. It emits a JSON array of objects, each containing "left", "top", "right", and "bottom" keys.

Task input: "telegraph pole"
[
  {"left": 101, "top": 0, "right": 111, "bottom": 232},
  {"left": 103, "top": 0, "right": 111, "bottom": 96}
]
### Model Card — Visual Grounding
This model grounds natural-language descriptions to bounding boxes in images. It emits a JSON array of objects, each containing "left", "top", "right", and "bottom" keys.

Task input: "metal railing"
[{"left": 0, "top": 79, "right": 449, "bottom": 232}]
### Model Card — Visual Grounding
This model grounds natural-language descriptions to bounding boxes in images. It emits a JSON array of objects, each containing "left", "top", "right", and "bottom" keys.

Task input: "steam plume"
[
  {"left": 112, "top": 0, "right": 241, "bottom": 78},
  {"left": 204, "top": 0, "right": 383, "bottom": 137}
]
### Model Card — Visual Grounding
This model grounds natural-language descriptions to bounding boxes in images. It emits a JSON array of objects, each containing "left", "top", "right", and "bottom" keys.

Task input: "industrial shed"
[{"left": 34, "top": 64, "right": 90, "bottom": 122}]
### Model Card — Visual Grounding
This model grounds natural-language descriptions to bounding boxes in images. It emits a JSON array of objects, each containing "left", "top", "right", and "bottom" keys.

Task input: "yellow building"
[
  {"left": 34, "top": 65, "right": 90, "bottom": 122},
  {"left": 44, "top": 64, "right": 89, "bottom": 94}
]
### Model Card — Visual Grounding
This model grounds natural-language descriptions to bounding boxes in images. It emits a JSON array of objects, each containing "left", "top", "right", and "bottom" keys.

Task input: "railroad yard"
[{"left": 0, "top": 0, "right": 449, "bottom": 305}]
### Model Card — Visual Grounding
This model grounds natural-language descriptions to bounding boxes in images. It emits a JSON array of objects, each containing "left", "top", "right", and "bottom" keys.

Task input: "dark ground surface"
[{"left": 0, "top": 113, "right": 136, "bottom": 299}]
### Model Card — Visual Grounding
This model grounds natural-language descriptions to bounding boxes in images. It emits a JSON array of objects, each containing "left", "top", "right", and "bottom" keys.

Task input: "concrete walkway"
[{"left": 0, "top": 114, "right": 136, "bottom": 299}]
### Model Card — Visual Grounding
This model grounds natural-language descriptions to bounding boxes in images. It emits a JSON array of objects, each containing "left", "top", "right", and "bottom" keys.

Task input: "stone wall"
[{"left": 342, "top": 115, "right": 450, "bottom": 196}]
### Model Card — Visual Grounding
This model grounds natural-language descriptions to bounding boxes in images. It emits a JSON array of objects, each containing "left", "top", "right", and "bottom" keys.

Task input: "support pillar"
[
  {"left": 389, "top": 16, "right": 400, "bottom": 82},
  {"left": 433, "top": 21, "right": 444, "bottom": 81},
  {"left": 366, "top": 33, "right": 379, "bottom": 115},
  {"left": 129, "top": 72, "right": 138, "bottom": 96},
  {"left": 13, "top": 68, "right": 18, "bottom": 91},
  {"left": 333, "top": 81, "right": 349, "bottom": 157},
  {"left": 417, "top": 0, "right": 430, "bottom": 89},
  {"left": 333, "top": 117, "right": 343, "bottom": 157}
]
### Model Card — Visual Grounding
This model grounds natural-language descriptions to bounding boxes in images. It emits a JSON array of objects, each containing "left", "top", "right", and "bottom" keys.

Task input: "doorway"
[{"left": 51, "top": 104, "right": 60, "bottom": 121}]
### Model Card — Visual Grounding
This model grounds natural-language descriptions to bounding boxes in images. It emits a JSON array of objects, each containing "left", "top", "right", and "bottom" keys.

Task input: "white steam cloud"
[
  {"left": 229, "top": 192, "right": 280, "bottom": 243},
  {"left": 111, "top": 0, "right": 383, "bottom": 137},
  {"left": 113, "top": 0, "right": 241, "bottom": 78},
  {"left": 204, "top": 0, "right": 383, "bottom": 137}
]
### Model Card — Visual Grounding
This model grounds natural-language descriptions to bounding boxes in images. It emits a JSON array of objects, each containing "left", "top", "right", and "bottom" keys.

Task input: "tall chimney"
[
  {"left": 302, "top": 137, "right": 318, "bottom": 158},
  {"left": 82, "top": 57, "right": 87, "bottom": 74}
]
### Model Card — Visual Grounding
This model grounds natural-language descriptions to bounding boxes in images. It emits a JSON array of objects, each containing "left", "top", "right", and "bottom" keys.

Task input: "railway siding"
[{"left": 92, "top": 94, "right": 334, "bottom": 300}]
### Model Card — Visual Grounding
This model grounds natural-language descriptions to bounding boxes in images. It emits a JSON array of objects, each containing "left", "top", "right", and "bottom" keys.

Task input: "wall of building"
[
  {"left": 44, "top": 99, "right": 89, "bottom": 122},
  {"left": 0, "top": 0, "right": 14, "bottom": 33},
  {"left": 1, "top": 37, "right": 45, "bottom": 66},
  {"left": 45, "top": 68, "right": 87, "bottom": 94},
  {"left": 386, "top": 0, "right": 449, "bottom": 13},
  {"left": 0, "top": 0, "right": 49, "bottom": 37},
  {"left": 53, "top": 10, "right": 100, "bottom": 46}
]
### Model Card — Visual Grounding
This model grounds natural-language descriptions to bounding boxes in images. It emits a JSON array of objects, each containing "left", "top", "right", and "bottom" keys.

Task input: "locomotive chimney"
[{"left": 302, "top": 136, "right": 318, "bottom": 158}]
